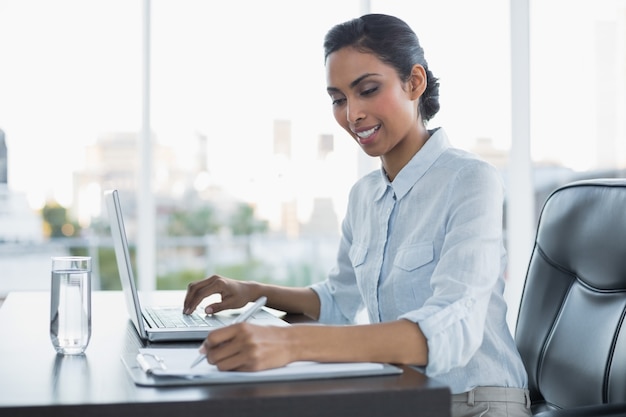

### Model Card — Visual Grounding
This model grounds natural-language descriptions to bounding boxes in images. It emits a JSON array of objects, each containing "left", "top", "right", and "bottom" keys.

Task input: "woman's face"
[{"left": 326, "top": 47, "right": 422, "bottom": 159}]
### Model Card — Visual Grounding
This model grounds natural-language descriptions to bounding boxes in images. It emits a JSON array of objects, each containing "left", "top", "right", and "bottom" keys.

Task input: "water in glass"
[{"left": 50, "top": 257, "right": 91, "bottom": 355}]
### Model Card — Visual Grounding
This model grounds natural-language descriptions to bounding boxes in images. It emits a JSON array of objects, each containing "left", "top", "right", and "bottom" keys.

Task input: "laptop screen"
[{"left": 104, "top": 189, "right": 148, "bottom": 339}]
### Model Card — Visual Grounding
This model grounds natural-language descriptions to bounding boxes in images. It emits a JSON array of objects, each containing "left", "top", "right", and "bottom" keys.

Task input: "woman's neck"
[{"left": 381, "top": 125, "right": 430, "bottom": 182}]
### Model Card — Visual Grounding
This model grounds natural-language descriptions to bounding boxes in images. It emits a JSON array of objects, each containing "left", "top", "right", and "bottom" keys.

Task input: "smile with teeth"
[{"left": 355, "top": 125, "right": 380, "bottom": 139}]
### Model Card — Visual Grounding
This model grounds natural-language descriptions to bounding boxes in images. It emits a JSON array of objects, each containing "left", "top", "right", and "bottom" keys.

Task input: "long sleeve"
[{"left": 398, "top": 160, "right": 505, "bottom": 375}]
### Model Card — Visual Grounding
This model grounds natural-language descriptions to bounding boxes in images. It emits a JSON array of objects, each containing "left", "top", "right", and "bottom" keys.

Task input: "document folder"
[{"left": 122, "top": 348, "right": 403, "bottom": 387}]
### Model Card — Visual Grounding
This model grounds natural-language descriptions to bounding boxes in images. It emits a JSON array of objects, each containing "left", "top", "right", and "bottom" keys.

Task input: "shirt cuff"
[{"left": 399, "top": 297, "right": 477, "bottom": 376}]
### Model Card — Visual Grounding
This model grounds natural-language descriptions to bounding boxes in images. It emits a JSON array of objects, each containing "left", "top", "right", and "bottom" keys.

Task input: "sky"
[{"left": 1, "top": 0, "right": 625, "bottom": 217}]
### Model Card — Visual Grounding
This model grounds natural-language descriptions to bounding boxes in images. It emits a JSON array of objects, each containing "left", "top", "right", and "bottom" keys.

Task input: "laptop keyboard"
[{"left": 144, "top": 307, "right": 223, "bottom": 328}]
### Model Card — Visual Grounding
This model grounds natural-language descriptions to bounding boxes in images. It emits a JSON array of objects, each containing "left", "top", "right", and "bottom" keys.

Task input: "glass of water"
[{"left": 50, "top": 256, "right": 92, "bottom": 355}]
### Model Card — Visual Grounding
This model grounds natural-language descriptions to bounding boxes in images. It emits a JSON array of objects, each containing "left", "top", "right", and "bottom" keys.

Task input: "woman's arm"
[
  {"left": 201, "top": 318, "right": 429, "bottom": 371},
  {"left": 247, "top": 281, "right": 321, "bottom": 320},
  {"left": 288, "top": 319, "right": 428, "bottom": 365},
  {"left": 184, "top": 275, "right": 321, "bottom": 320}
]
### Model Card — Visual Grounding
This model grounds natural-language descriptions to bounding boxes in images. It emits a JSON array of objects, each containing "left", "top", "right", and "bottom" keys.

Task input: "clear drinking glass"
[{"left": 50, "top": 256, "right": 92, "bottom": 355}]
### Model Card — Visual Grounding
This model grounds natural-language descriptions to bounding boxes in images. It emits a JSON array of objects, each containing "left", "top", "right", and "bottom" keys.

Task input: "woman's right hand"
[{"left": 183, "top": 275, "right": 256, "bottom": 315}]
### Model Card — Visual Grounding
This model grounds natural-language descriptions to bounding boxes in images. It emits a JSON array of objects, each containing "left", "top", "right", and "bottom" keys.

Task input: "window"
[{"left": 1, "top": 1, "right": 624, "bottom": 323}]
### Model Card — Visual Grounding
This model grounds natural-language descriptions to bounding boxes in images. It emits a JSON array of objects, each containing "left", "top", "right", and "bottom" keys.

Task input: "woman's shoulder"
[
  {"left": 427, "top": 128, "right": 500, "bottom": 175},
  {"left": 348, "top": 169, "right": 384, "bottom": 197},
  {"left": 431, "top": 147, "right": 505, "bottom": 197},
  {"left": 441, "top": 146, "right": 501, "bottom": 178}
]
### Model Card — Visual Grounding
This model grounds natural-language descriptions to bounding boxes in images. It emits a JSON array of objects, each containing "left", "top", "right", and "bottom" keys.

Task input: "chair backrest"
[{"left": 515, "top": 179, "right": 626, "bottom": 412}]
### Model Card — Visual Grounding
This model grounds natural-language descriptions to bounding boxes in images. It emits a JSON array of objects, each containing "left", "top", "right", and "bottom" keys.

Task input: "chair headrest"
[{"left": 535, "top": 178, "right": 626, "bottom": 291}]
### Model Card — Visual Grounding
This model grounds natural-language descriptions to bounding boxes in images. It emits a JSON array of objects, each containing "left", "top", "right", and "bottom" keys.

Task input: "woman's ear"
[{"left": 409, "top": 64, "right": 427, "bottom": 100}]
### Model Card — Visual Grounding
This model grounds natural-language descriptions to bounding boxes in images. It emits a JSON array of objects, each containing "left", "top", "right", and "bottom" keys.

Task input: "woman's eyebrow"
[
  {"left": 327, "top": 73, "right": 382, "bottom": 94},
  {"left": 349, "top": 73, "right": 381, "bottom": 89}
]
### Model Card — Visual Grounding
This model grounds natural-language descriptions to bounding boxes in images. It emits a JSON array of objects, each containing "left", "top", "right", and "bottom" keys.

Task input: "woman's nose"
[{"left": 346, "top": 101, "right": 365, "bottom": 124}]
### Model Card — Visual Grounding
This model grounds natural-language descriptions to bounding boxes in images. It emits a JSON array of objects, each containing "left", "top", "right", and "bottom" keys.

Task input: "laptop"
[{"left": 104, "top": 189, "right": 287, "bottom": 342}]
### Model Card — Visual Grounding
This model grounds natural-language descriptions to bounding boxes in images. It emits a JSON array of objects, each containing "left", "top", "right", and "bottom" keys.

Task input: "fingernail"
[{"left": 205, "top": 306, "right": 213, "bottom": 314}]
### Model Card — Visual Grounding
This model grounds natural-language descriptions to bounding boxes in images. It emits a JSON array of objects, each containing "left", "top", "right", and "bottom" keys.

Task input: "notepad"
[{"left": 122, "top": 348, "right": 403, "bottom": 387}]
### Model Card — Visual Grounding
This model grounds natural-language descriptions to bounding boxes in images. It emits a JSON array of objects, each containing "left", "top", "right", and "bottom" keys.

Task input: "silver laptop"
[{"left": 104, "top": 189, "right": 287, "bottom": 342}]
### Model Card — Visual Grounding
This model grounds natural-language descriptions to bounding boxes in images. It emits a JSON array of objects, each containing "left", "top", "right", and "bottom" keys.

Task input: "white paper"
[{"left": 138, "top": 348, "right": 385, "bottom": 380}]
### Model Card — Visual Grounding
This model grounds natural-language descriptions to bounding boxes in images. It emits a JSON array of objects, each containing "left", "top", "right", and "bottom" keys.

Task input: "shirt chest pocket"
[
  {"left": 393, "top": 242, "right": 434, "bottom": 271},
  {"left": 348, "top": 243, "right": 370, "bottom": 295},
  {"left": 392, "top": 242, "right": 435, "bottom": 308},
  {"left": 349, "top": 243, "right": 368, "bottom": 268}
]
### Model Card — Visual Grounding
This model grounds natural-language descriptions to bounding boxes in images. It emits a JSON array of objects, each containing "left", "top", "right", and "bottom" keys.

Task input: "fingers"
[
  {"left": 206, "top": 343, "right": 245, "bottom": 371},
  {"left": 204, "top": 323, "right": 261, "bottom": 371},
  {"left": 183, "top": 275, "right": 214, "bottom": 313},
  {"left": 183, "top": 275, "right": 258, "bottom": 317},
  {"left": 203, "top": 324, "right": 246, "bottom": 370},
  {"left": 183, "top": 275, "right": 228, "bottom": 314},
  {"left": 203, "top": 324, "right": 276, "bottom": 372}
]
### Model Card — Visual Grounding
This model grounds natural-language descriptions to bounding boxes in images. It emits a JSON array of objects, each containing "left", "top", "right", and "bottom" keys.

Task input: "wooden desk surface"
[{"left": 0, "top": 291, "right": 450, "bottom": 417}]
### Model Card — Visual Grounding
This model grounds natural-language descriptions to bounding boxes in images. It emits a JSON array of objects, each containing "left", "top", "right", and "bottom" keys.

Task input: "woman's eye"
[
  {"left": 331, "top": 97, "right": 346, "bottom": 106},
  {"left": 361, "top": 86, "right": 378, "bottom": 96}
]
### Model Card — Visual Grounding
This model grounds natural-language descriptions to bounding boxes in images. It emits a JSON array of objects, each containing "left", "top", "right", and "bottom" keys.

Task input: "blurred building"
[
  {"left": 273, "top": 120, "right": 292, "bottom": 158},
  {"left": 0, "top": 129, "right": 6, "bottom": 185},
  {"left": 470, "top": 137, "right": 509, "bottom": 169},
  {"left": 317, "top": 134, "right": 334, "bottom": 160},
  {"left": 0, "top": 129, "right": 43, "bottom": 243},
  {"left": 300, "top": 197, "right": 339, "bottom": 238},
  {"left": 73, "top": 131, "right": 244, "bottom": 236},
  {"left": 73, "top": 131, "right": 183, "bottom": 227}
]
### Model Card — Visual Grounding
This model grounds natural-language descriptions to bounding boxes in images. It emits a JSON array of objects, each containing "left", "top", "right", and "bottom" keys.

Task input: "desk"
[{"left": 0, "top": 291, "right": 451, "bottom": 417}]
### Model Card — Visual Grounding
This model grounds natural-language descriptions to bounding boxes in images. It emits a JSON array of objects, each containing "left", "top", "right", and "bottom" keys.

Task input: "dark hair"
[{"left": 324, "top": 14, "right": 440, "bottom": 122}]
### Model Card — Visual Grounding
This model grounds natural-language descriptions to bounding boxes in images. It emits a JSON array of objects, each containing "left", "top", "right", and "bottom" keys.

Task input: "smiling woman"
[
  {"left": 0, "top": 1, "right": 624, "bottom": 337},
  {"left": 179, "top": 14, "right": 532, "bottom": 417},
  {"left": 323, "top": 14, "right": 439, "bottom": 180}
]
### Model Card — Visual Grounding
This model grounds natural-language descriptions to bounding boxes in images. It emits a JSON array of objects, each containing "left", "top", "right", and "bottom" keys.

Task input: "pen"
[{"left": 189, "top": 296, "right": 268, "bottom": 369}]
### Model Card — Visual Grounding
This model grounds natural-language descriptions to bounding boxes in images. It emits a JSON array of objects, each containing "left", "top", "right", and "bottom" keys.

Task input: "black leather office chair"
[{"left": 515, "top": 179, "right": 626, "bottom": 417}]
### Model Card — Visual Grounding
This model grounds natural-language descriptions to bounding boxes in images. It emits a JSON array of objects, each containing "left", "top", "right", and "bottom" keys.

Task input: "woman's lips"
[{"left": 354, "top": 125, "right": 380, "bottom": 145}]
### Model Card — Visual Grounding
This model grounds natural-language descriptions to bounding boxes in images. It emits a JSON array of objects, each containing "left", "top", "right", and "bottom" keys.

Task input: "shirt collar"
[{"left": 374, "top": 127, "right": 451, "bottom": 201}]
